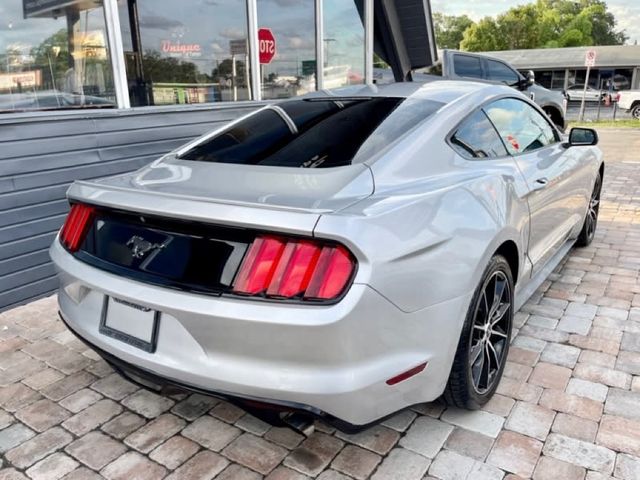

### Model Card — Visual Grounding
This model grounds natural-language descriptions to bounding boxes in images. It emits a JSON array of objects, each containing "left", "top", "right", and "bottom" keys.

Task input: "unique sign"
[
  {"left": 585, "top": 50, "right": 597, "bottom": 67},
  {"left": 258, "top": 28, "right": 276, "bottom": 65},
  {"left": 161, "top": 41, "right": 202, "bottom": 57}
]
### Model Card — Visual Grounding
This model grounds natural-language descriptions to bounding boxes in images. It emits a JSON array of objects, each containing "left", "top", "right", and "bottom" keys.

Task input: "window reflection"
[
  {"left": 257, "top": 0, "right": 316, "bottom": 100},
  {"left": 323, "top": 0, "right": 364, "bottom": 89},
  {"left": 0, "top": 0, "right": 115, "bottom": 113},
  {"left": 451, "top": 110, "right": 508, "bottom": 159},
  {"left": 118, "top": 0, "right": 251, "bottom": 106},
  {"left": 484, "top": 98, "right": 557, "bottom": 155}
]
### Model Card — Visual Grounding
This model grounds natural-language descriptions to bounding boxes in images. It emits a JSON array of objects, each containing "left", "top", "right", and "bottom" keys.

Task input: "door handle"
[{"left": 532, "top": 177, "right": 548, "bottom": 191}]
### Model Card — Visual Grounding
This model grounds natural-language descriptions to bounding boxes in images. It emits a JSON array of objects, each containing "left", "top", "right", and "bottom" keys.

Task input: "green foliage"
[
  {"left": 29, "top": 29, "right": 72, "bottom": 90},
  {"left": 458, "top": 0, "right": 627, "bottom": 52},
  {"left": 211, "top": 58, "right": 246, "bottom": 80},
  {"left": 433, "top": 13, "right": 474, "bottom": 49},
  {"left": 142, "top": 50, "right": 210, "bottom": 83}
]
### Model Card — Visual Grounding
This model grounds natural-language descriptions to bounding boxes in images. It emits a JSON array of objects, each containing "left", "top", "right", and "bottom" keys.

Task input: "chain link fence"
[{"left": 565, "top": 98, "right": 634, "bottom": 123}]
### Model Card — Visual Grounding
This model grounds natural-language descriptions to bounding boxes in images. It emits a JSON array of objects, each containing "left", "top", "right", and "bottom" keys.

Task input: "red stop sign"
[{"left": 258, "top": 28, "right": 276, "bottom": 64}]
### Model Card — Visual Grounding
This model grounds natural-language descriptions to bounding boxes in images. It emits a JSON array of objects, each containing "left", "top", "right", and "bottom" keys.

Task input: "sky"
[{"left": 431, "top": 0, "right": 640, "bottom": 45}]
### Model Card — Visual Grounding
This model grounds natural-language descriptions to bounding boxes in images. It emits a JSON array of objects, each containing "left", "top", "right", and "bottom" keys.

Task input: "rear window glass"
[{"left": 179, "top": 97, "right": 443, "bottom": 168}]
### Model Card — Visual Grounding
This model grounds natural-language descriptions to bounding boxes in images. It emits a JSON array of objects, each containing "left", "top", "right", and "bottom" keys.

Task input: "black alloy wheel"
[
  {"left": 444, "top": 255, "right": 513, "bottom": 409},
  {"left": 469, "top": 271, "right": 511, "bottom": 394},
  {"left": 576, "top": 171, "right": 602, "bottom": 247}
]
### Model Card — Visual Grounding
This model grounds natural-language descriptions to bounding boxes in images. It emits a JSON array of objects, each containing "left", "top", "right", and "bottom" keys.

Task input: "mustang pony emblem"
[{"left": 126, "top": 235, "right": 165, "bottom": 259}]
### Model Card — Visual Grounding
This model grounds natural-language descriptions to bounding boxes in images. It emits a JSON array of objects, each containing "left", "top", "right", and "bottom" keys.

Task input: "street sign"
[
  {"left": 229, "top": 39, "right": 247, "bottom": 56},
  {"left": 302, "top": 60, "right": 316, "bottom": 76},
  {"left": 579, "top": 50, "right": 597, "bottom": 121},
  {"left": 258, "top": 28, "right": 276, "bottom": 65}
]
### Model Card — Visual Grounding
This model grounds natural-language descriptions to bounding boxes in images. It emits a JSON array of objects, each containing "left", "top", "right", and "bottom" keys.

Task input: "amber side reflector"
[{"left": 385, "top": 362, "right": 428, "bottom": 386}]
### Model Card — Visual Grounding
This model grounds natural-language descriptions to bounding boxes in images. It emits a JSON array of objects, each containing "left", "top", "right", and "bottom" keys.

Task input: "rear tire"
[
  {"left": 444, "top": 255, "right": 513, "bottom": 409},
  {"left": 575, "top": 171, "right": 602, "bottom": 248},
  {"left": 631, "top": 104, "right": 640, "bottom": 120}
]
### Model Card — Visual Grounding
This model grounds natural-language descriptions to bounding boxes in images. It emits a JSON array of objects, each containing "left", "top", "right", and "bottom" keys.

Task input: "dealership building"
[
  {"left": 0, "top": 0, "right": 435, "bottom": 310},
  {"left": 485, "top": 45, "right": 640, "bottom": 92}
]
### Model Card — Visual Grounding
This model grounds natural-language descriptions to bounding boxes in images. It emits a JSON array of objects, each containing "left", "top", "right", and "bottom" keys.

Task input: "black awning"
[{"left": 357, "top": 0, "right": 438, "bottom": 82}]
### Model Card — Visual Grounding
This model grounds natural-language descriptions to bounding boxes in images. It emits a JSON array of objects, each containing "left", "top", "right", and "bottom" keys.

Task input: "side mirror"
[
  {"left": 526, "top": 70, "right": 535, "bottom": 86},
  {"left": 515, "top": 70, "right": 535, "bottom": 90},
  {"left": 567, "top": 127, "right": 598, "bottom": 147}
]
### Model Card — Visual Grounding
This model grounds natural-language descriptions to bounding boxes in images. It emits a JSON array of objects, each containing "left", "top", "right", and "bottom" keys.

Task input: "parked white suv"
[{"left": 617, "top": 90, "right": 640, "bottom": 119}]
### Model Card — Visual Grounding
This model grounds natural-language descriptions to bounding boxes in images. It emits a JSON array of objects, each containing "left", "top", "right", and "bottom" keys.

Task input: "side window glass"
[
  {"left": 484, "top": 98, "right": 558, "bottom": 155},
  {"left": 486, "top": 60, "right": 519, "bottom": 85},
  {"left": 450, "top": 110, "right": 508, "bottom": 159},
  {"left": 453, "top": 55, "right": 483, "bottom": 79}
]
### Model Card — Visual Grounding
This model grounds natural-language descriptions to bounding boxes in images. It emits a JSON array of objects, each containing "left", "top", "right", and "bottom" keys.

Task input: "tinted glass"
[
  {"left": 486, "top": 60, "right": 519, "bottom": 84},
  {"left": 451, "top": 110, "right": 508, "bottom": 159},
  {"left": 181, "top": 97, "right": 443, "bottom": 167},
  {"left": 453, "top": 55, "right": 483, "bottom": 79},
  {"left": 180, "top": 108, "right": 291, "bottom": 164},
  {"left": 352, "top": 97, "right": 444, "bottom": 162},
  {"left": 484, "top": 98, "right": 558, "bottom": 155}
]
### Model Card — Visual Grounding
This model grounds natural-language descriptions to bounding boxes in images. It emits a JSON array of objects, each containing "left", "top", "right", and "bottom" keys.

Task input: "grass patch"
[{"left": 569, "top": 119, "right": 639, "bottom": 129}]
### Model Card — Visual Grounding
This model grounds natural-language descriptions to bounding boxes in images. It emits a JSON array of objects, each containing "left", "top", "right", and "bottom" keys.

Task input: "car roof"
[{"left": 300, "top": 79, "right": 500, "bottom": 106}]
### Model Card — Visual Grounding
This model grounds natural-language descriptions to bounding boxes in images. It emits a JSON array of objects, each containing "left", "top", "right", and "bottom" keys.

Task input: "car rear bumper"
[{"left": 51, "top": 239, "right": 471, "bottom": 427}]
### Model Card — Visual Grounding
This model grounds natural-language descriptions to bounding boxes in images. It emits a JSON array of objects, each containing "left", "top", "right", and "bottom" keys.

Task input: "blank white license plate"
[{"left": 99, "top": 296, "right": 159, "bottom": 353}]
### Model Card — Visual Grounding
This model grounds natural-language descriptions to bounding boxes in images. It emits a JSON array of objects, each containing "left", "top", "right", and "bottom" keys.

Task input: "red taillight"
[
  {"left": 233, "top": 235, "right": 356, "bottom": 301},
  {"left": 232, "top": 236, "right": 286, "bottom": 294},
  {"left": 59, "top": 203, "right": 95, "bottom": 252}
]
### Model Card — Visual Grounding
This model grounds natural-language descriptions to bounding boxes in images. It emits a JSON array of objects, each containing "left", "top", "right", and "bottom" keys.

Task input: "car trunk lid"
[
  {"left": 68, "top": 157, "right": 374, "bottom": 235},
  {"left": 64, "top": 160, "right": 372, "bottom": 297}
]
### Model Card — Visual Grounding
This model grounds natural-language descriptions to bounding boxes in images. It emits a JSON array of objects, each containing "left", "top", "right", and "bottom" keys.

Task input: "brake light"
[
  {"left": 233, "top": 235, "right": 356, "bottom": 301},
  {"left": 59, "top": 203, "right": 95, "bottom": 252}
]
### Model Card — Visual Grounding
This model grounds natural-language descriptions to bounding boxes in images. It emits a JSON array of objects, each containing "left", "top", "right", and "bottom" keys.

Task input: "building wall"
[{"left": 0, "top": 103, "right": 261, "bottom": 311}]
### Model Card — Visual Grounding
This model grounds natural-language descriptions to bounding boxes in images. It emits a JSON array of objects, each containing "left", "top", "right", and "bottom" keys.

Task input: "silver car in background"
[
  {"left": 50, "top": 81, "right": 603, "bottom": 432},
  {"left": 564, "top": 85, "right": 604, "bottom": 102}
]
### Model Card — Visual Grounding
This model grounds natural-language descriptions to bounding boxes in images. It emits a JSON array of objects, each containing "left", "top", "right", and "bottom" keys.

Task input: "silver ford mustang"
[{"left": 50, "top": 80, "right": 603, "bottom": 432}]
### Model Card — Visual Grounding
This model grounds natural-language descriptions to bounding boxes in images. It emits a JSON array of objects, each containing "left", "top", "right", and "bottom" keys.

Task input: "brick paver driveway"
[{"left": 1, "top": 129, "right": 640, "bottom": 480}]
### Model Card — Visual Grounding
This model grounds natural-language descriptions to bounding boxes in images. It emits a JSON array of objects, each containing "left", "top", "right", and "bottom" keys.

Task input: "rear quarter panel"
[{"left": 314, "top": 99, "right": 531, "bottom": 314}]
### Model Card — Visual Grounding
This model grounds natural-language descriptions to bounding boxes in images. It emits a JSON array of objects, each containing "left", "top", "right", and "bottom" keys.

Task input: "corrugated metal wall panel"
[{"left": 0, "top": 103, "right": 260, "bottom": 311}]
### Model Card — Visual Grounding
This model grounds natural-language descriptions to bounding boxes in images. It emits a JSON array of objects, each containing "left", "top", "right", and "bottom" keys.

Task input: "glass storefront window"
[
  {"left": 257, "top": 0, "right": 316, "bottom": 100},
  {"left": 535, "top": 70, "right": 566, "bottom": 90},
  {"left": 118, "top": 0, "right": 251, "bottom": 107},
  {"left": 568, "top": 69, "right": 598, "bottom": 89},
  {"left": 323, "top": 0, "right": 364, "bottom": 89},
  {"left": 0, "top": 0, "right": 115, "bottom": 113}
]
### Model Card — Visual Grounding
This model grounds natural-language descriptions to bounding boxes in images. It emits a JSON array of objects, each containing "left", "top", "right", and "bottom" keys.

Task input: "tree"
[
  {"left": 211, "top": 58, "right": 246, "bottom": 80},
  {"left": 141, "top": 50, "right": 207, "bottom": 83},
  {"left": 460, "top": 0, "right": 627, "bottom": 51},
  {"left": 29, "top": 29, "right": 72, "bottom": 90},
  {"left": 460, "top": 18, "right": 502, "bottom": 52},
  {"left": 433, "top": 13, "right": 474, "bottom": 50}
]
